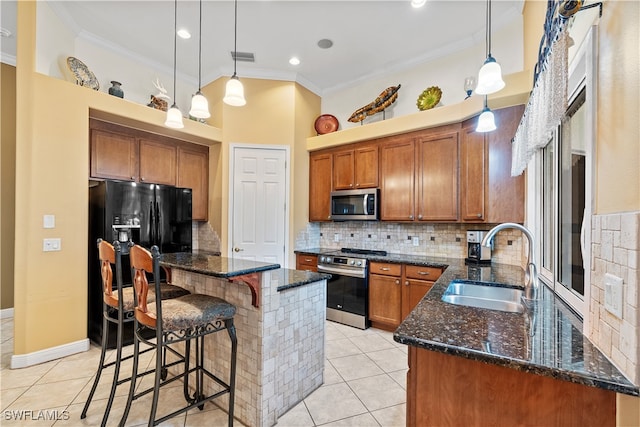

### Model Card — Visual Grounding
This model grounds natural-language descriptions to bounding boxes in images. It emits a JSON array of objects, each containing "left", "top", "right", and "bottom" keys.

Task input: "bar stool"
[
  {"left": 81, "top": 239, "right": 190, "bottom": 426},
  {"left": 119, "top": 244, "right": 237, "bottom": 427}
]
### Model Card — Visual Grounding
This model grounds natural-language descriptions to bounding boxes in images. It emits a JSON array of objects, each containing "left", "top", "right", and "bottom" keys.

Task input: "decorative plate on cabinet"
[
  {"left": 416, "top": 86, "right": 442, "bottom": 111},
  {"left": 314, "top": 114, "right": 339, "bottom": 135},
  {"left": 66, "top": 57, "right": 100, "bottom": 90}
]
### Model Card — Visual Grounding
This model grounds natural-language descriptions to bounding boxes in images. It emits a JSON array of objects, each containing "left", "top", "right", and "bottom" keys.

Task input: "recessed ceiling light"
[
  {"left": 411, "top": 0, "right": 427, "bottom": 8},
  {"left": 177, "top": 29, "right": 191, "bottom": 39},
  {"left": 317, "top": 39, "right": 333, "bottom": 49},
  {"left": 289, "top": 57, "right": 300, "bottom": 66}
]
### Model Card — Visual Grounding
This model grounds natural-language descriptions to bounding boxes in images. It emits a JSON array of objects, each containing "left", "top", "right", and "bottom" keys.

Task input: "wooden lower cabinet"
[
  {"left": 296, "top": 254, "right": 318, "bottom": 272},
  {"left": 369, "top": 262, "right": 403, "bottom": 330},
  {"left": 407, "top": 347, "right": 616, "bottom": 427}
]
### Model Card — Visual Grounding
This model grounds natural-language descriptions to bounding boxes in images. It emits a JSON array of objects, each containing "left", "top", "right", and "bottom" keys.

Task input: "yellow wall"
[
  {"left": 1, "top": 62, "right": 16, "bottom": 310},
  {"left": 595, "top": 0, "right": 640, "bottom": 213}
]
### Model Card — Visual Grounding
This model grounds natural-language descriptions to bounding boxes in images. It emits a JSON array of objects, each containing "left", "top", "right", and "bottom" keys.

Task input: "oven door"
[{"left": 318, "top": 264, "right": 367, "bottom": 316}]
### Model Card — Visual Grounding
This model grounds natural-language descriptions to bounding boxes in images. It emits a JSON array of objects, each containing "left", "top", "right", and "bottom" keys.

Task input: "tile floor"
[{"left": 0, "top": 318, "right": 407, "bottom": 426}]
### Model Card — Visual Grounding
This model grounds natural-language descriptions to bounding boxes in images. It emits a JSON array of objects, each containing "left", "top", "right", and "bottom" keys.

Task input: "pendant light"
[
  {"left": 476, "top": 96, "right": 497, "bottom": 132},
  {"left": 165, "top": 0, "right": 184, "bottom": 128},
  {"left": 475, "top": 0, "right": 505, "bottom": 95},
  {"left": 189, "top": 0, "right": 210, "bottom": 119},
  {"left": 223, "top": 0, "right": 246, "bottom": 107}
]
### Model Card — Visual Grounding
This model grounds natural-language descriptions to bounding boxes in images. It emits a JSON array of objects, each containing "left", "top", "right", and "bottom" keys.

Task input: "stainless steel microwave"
[{"left": 330, "top": 189, "right": 379, "bottom": 221}]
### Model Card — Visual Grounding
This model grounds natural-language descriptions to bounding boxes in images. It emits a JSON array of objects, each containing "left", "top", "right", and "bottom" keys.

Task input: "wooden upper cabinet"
[
  {"left": 380, "top": 137, "right": 416, "bottom": 221},
  {"left": 460, "top": 122, "right": 487, "bottom": 222},
  {"left": 177, "top": 145, "right": 209, "bottom": 221},
  {"left": 486, "top": 105, "right": 525, "bottom": 223},
  {"left": 416, "top": 129, "right": 459, "bottom": 221},
  {"left": 332, "top": 150, "right": 355, "bottom": 190},
  {"left": 333, "top": 145, "right": 379, "bottom": 190},
  {"left": 139, "top": 138, "right": 177, "bottom": 186},
  {"left": 309, "top": 152, "right": 333, "bottom": 221},
  {"left": 90, "top": 129, "right": 138, "bottom": 181}
]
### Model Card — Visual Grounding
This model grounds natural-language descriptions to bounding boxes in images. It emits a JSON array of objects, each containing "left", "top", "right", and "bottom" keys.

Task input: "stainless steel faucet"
[{"left": 481, "top": 223, "right": 539, "bottom": 300}]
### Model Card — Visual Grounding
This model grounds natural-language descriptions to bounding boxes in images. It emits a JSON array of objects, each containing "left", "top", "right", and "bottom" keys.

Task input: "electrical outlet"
[
  {"left": 412, "top": 236, "right": 419, "bottom": 246},
  {"left": 333, "top": 233, "right": 340, "bottom": 242},
  {"left": 43, "top": 238, "right": 61, "bottom": 252},
  {"left": 604, "top": 273, "right": 623, "bottom": 318}
]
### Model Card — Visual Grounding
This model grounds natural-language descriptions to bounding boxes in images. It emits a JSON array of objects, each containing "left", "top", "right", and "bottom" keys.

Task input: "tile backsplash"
[{"left": 296, "top": 221, "right": 525, "bottom": 267}]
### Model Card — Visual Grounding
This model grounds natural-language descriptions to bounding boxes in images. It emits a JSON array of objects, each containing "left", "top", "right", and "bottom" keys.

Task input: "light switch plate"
[
  {"left": 604, "top": 273, "right": 623, "bottom": 318},
  {"left": 43, "top": 238, "right": 61, "bottom": 252},
  {"left": 43, "top": 214, "right": 55, "bottom": 229}
]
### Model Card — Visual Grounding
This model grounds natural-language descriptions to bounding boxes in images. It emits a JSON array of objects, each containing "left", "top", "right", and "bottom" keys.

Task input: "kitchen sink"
[{"left": 441, "top": 281, "right": 524, "bottom": 313}]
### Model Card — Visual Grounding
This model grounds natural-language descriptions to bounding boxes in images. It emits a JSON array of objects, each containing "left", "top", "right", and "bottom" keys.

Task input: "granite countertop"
[
  {"left": 160, "top": 252, "right": 280, "bottom": 278},
  {"left": 294, "top": 248, "right": 639, "bottom": 396},
  {"left": 269, "top": 268, "right": 331, "bottom": 292}
]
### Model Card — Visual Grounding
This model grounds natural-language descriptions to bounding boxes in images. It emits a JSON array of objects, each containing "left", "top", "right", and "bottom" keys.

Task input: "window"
[{"left": 535, "top": 27, "right": 596, "bottom": 318}]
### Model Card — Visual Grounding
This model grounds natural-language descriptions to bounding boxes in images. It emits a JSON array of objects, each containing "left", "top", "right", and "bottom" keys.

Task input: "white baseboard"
[
  {"left": 11, "top": 339, "right": 90, "bottom": 369},
  {"left": 0, "top": 308, "right": 14, "bottom": 319}
]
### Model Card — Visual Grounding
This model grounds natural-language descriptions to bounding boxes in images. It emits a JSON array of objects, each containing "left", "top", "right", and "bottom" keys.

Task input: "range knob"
[
  {"left": 319, "top": 256, "right": 326, "bottom": 263},
  {"left": 356, "top": 261, "right": 362, "bottom": 267},
  {"left": 349, "top": 260, "right": 355, "bottom": 265}
]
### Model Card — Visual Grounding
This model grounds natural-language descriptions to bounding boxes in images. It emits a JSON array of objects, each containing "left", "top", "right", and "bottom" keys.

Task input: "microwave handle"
[{"left": 363, "top": 194, "right": 368, "bottom": 214}]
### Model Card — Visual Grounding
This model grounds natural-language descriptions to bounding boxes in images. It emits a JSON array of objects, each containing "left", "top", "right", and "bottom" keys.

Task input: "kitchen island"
[
  {"left": 393, "top": 260, "right": 639, "bottom": 426},
  {"left": 159, "top": 252, "right": 330, "bottom": 427}
]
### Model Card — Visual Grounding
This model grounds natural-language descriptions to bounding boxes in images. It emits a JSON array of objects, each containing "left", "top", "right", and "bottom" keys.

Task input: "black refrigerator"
[{"left": 88, "top": 180, "right": 192, "bottom": 347}]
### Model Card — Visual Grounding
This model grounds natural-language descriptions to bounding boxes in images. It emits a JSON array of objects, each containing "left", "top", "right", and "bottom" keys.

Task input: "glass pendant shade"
[
  {"left": 189, "top": 91, "right": 210, "bottom": 119},
  {"left": 165, "top": 104, "right": 184, "bottom": 129},
  {"left": 476, "top": 106, "right": 496, "bottom": 132},
  {"left": 223, "top": 76, "right": 246, "bottom": 107},
  {"left": 475, "top": 55, "right": 505, "bottom": 95}
]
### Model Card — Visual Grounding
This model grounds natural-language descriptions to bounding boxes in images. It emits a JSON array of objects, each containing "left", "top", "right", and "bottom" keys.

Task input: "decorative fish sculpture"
[{"left": 348, "top": 84, "right": 401, "bottom": 123}]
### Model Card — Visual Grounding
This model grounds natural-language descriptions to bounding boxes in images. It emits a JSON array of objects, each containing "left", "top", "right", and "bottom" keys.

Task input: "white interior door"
[{"left": 230, "top": 145, "right": 288, "bottom": 267}]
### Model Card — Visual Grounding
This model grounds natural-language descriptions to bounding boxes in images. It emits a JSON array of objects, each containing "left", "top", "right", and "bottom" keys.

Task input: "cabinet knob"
[
  {"left": 328, "top": 215, "right": 331, "bottom": 220},
  {"left": 355, "top": 183, "right": 360, "bottom": 187},
  {"left": 131, "top": 176, "right": 135, "bottom": 180},
  {"left": 418, "top": 214, "right": 423, "bottom": 220},
  {"left": 405, "top": 281, "right": 409, "bottom": 286},
  {"left": 477, "top": 213, "right": 482, "bottom": 218},
  {"left": 141, "top": 177, "right": 145, "bottom": 182},
  {"left": 350, "top": 184, "right": 353, "bottom": 187},
  {"left": 395, "top": 279, "right": 400, "bottom": 285},
  {"left": 409, "top": 215, "right": 414, "bottom": 220}
]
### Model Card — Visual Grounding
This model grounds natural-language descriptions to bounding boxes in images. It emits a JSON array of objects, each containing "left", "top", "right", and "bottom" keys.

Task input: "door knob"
[{"left": 234, "top": 247, "right": 243, "bottom": 252}]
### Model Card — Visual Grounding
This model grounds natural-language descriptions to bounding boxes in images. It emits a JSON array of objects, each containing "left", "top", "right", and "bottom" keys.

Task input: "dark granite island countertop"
[
  {"left": 393, "top": 259, "right": 639, "bottom": 397},
  {"left": 159, "top": 252, "right": 280, "bottom": 278}
]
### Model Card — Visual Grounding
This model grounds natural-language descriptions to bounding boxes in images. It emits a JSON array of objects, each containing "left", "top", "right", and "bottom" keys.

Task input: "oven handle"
[{"left": 317, "top": 264, "right": 367, "bottom": 279}]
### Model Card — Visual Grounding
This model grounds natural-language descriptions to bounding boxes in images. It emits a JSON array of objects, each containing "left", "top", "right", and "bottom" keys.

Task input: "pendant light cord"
[
  {"left": 172, "top": 0, "right": 178, "bottom": 105},
  {"left": 486, "top": 0, "right": 491, "bottom": 57},
  {"left": 233, "top": 0, "right": 238, "bottom": 77},
  {"left": 197, "top": 0, "right": 202, "bottom": 91}
]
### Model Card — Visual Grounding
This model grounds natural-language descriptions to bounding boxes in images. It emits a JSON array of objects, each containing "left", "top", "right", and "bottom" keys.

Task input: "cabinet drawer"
[
  {"left": 370, "top": 262, "right": 402, "bottom": 276},
  {"left": 405, "top": 265, "right": 442, "bottom": 281},
  {"left": 296, "top": 254, "right": 318, "bottom": 272}
]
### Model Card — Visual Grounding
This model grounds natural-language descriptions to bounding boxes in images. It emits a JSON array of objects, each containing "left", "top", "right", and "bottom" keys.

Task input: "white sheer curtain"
[{"left": 511, "top": 30, "right": 569, "bottom": 176}]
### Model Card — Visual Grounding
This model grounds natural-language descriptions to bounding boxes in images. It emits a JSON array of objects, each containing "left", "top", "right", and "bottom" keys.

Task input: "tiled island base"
[{"left": 170, "top": 268, "right": 326, "bottom": 427}]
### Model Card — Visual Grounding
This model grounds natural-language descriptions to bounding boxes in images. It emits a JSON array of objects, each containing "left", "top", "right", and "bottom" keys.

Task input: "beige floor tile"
[
  {"left": 325, "top": 338, "right": 361, "bottom": 360},
  {"left": 330, "top": 354, "right": 383, "bottom": 382},
  {"left": 366, "top": 348, "right": 407, "bottom": 373},
  {"left": 37, "top": 354, "right": 105, "bottom": 384},
  {"left": 330, "top": 323, "right": 376, "bottom": 338},
  {"left": 185, "top": 404, "right": 244, "bottom": 427},
  {"left": 5, "top": 377, "right": 89, "bottom": 411},
  {"left": 370, "top": 403, "right": 406, "bottom": 427},
  {"left": 349, "top": 334, "right": 396, "bottom": 353},
  {"left": 325, "top": 325, "right": 347, "bottom": 342},
  {"left": 1, "top": 385, "right": 28, "bottom": 411},
  {"left": 347, "top": 374, "right": 405, "bottom": 412},
  {"left": 275, "top": 400, "right": 314, "bottom": 427},
  {"left": 303, "top": 383, "right": 367, "bottom": 425},
  {"left": 320, "top": 412, "right": 381, "bottom": 426},
  {"left": 323, "top": 361, "right": 343, "bottom": 386},
  {"left": 1, "top": 405, "right": 67, "bottom": 427},
  {"left": 386, "top": 369, "right": 407, "bottom": 390},
  {"left": 1, "top": 360, "right": 59, "bottom": 389},
  {"left": 1, "top": 320, "right": 14, "bottom": 342}
]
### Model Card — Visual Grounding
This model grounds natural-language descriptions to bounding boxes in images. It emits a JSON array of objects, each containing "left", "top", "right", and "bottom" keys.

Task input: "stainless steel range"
[{"left": 317, "top": 248, "right": 387, "bottom": 329}]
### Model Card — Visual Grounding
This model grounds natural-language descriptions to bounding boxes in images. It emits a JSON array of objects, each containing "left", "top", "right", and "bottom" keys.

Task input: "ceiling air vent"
[{"left": 231, "top": 51, "right": 255, "bottom": 62}]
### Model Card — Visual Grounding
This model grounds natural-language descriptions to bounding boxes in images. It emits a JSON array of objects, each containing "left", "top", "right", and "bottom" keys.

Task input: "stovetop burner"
[{"left": 340, "top": 248, "right": 388, "bottom": 256}]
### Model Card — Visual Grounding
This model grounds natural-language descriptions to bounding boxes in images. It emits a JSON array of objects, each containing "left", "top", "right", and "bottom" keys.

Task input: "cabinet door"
[
  {"left": 296, "top": 254, "right": 318, "bottom": 272},
  {"left": 460, "top": 124, "right": 486, "bottom": 222},
  {"left": 139, "top": 138, "right": 177, "bottom": 186},
  {"left": 354, "top": 145, "right": 379, "bottom": 188},
  {"left": 401, "top": 279, "right": 433, "bottom": 320},
  {"left": 487, "top": 105, "right": 525, "bottom": 223},
  {"left": 177, "top": 146, "right": 208, "bottom": 221},
  {"left": 369, "top": 274, "right": 402, "bottom": 328},
  {"left": 380, "top": 138, "right": 415, "bottom": 221},
  {"left": 90, "top": 129, "right": 137, "bottom": 181},
  {"left": 416, "top": 131, "right": 459, "bottom": 221},
  {"left": 333, "top": 150, "right": 355, "bottom": 190},
  {"left": 309, "top": 152, "right": 333, "bottom": 221}
]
